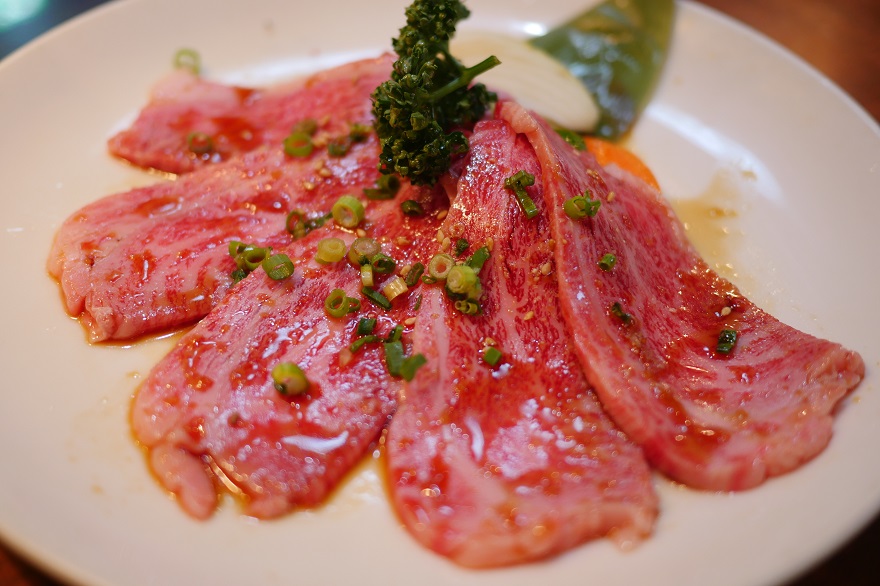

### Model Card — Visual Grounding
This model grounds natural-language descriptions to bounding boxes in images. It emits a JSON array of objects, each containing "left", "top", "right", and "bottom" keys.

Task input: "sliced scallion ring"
[
  {"left": 360, "top": 263, "right": 374, "bottom": 287},
  {"left": 236, "top": 246, "right": 270, "bottom": 271},
  {"left": 271, "top": 362, "right": 310, "bottom": 396},
  {"left": 382, "top": 276, "right": 409, "bottom": 301},
  {"left": 446, "top": 265, "right": 479, "bottom": 296},
  {"left": 315, "top": 237, "right": 346, "bottom": 264},
  {"left": 427, "top": 253, "right": 455, "bottom": 281},
  {"left": 401, "top": 200, "right": 425, "bottom": 216},
  {"left": 284, "top": 131, "right": 314, "bottom": 157},
  {"left": 186, "top": 131, "right": 214, "bottom": 154},
  {"left": 262, "top": 253, "right": 295, "bottom": 280},
  {"left": 348, "top": 237, "right": 380, "bottom": 266},
  {"left": 173, "top": 48, "right": 201, "bottom": 74},
  {"left": 324, "top": 288, "right": 351, "bottom": 318},
  {"left": 332, "top": 195, "right": 365, "bottom": 229}
]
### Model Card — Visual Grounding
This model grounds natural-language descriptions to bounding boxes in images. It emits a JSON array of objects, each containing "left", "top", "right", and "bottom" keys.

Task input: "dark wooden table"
[{"left": 1, "top": 0, "right": 878, "bottom": 584}]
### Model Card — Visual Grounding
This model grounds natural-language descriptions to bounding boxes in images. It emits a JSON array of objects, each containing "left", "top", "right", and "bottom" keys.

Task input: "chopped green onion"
[
  {"left": 386, "top": 324, "right": 404, "bottom": 343},
  {"left": 325, "top": 288, "right": 352, "bottom": 318},
  {"left": 716, "top": 329, "right": 738, "bottom": 354},
  {"left": 262, "top": 254, "right": 295, "bottom": 280},
  {"left": 505, "top": 170, "right": 539, "bottom": 219},
  {"left": 331, "top": 195, "right": 365, "bottom": 229},
  {"left": 235, "top": 246, "right": 270, "bottom": 271},
  {"left": 427, "top": 253, "right": 455, "bottom": 281},
  {"left": 228, "top": 240, "right": 246, "bottom": 257},
  {"left": 453, "top": 238, "right": 469, "bottom": 256},
  {"left": 327, "top": 136, "right": 352, "bottom": 157},
  {"left": 186, "top": 131, "right": 213, "bottom": 154},
  {"left": 291, "top": 118, "right": 318, "bottom": 136},
  {"left": 360, "top": 264, "right": 374, "bottom": 287},
  {"left": 610, "top": 301, "right": 633, "bottom": 324},
  {"left": 482, "top": 346, "right": 503, "bottom": 366},
  {"left": 271, "top": 362, "right": 310, "bottom": 396},
  {"left": 563, "top": 192, "right": 601, "bottom": 219},
  {"left": 446, "top": 265, "right": 479, "bottom": 297},
  {"left": 598, "top": 253, "right": 617, "bottom": 271},
  {"left": 401, "top": 199, "right": 425, "bottom": 217},
  {"left": 173, "top": 48, "right": 201, "bottom": 74},
  {"left": 231, "top": 267, "right": 248, "bottom": 284},
  {"left": 413, "top": 294, "right": 423, "bottom": 311},
  {"left": 286, "top": 210, "right": 330, "bottom": 240},
  {"left": 400, "top": 354, "right": 427, "bottom": 381},
  {"left": 370, "top": 253, "right": 396, "bottom": 274},
  {"left": 315, "top": 237, "right": 346, "bottom": 264},
  {"left": 348, "top": 237, "right": 380, "bottom": 266},
  {"left": 350, "top": 334, "right": 380, "bottom": 353},
  {"left": 361, "top": 286, "right": 392, "bottom": 310},
  {"left": 454, "top": 299, "right": 481, "bottom": 315},
  {"left": 383, "top": 341, "right": 405, "bottom": 377},
  {"left": 356, "top": 318, "right": 377, "bottom": 336},
  {"left": 555, "top": 127, "right": 586, "bottom": 151},
  {"left": 404, "top": 262, "right": 425, "bottom": 287},
  {"left": 349, "top": 123, "right": 371, "bottom": 142},
  {"left": 283, "top": 131, "right": 314, "bottom": 157},
  {"left": 382, "top": 276, "right": 409, "bottom": 301},
  {"left": 364, "top": 174, "right": 401, "bottom": 200},
  {"left": 466, "top": 246, "right": 490, "bottom": 273}
]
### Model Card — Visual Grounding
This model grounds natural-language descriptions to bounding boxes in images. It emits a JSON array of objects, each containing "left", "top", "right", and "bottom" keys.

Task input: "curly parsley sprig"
[{"left": 371, "top": 0, "right": 499, "bottom": 186}]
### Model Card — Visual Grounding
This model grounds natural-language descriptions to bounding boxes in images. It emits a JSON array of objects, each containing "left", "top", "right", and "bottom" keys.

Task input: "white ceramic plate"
[{"left": 1, "top": 1, "right": 878, "bottom": 585}]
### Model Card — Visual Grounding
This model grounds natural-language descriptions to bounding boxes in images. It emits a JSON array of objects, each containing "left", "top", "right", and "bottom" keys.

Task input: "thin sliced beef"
[
  {"left": 501, "top": 101, "right": 865, "bottom": 491},
  {"left": 49, "top": 136, "right": 381, "bottom": 342},
  {"left": 109, "top": 55, "right": 392, "bottom": 174},
  {"left": 385, "top": 119, "right": 657, "bottom": 567},
  {"left": 132, "top": 184, "right": 446, "bottom": 519}
]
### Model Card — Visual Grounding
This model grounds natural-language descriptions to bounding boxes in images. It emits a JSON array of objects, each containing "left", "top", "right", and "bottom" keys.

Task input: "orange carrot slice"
[{"left": 584, "top": 136, "right": 660, "bottom": 190}]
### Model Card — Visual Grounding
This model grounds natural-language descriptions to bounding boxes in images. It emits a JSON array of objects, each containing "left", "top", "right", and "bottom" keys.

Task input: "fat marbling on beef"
[
  {"left": 131, "top": 180, "right": 446, "bottom": 519},
  {"left": 501, "top": 101, "right": 864, "bottom": 491},
  {"left": 385, "top": 118, "right": 657, "bottom": 567}
]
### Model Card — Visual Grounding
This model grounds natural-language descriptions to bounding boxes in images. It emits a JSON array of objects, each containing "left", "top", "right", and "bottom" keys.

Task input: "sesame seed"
[
  {"left": 540, "top": 262, "right": 552, "bottom": 275},
  {"left": 523, "top": 311, "right": 535, "bottom": 321},
  {"left": 721, "top": 306, "right": 732, "bottom": 316},
  {"left": 436, "top": 210, "right": 448, "bottom": 220},
  {"left": 404, "top": 317, "right": 417, "bottom": 326}
]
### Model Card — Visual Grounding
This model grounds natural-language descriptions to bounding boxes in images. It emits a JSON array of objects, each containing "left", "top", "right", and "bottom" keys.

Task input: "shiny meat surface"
[
  {"left": 132, "top": 182, "right": 446, "bottom": 518},
  {"left": 501, "top": 101, "right": 864, "bottom": 491},
  {"left": 385, "top": 119, "right": 657, "bottom": 567},
  {"left": 108, "top": 55, "right": 393, "bottom": 174}
]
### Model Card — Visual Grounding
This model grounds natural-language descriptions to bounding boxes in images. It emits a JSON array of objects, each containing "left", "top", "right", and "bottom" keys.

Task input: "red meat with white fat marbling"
[
  {"left": 108, "top": 55, "right": 393, "bottom": 174},
  {"left": 131, "top": 181, "right": 446, "bottom": 519},
  {"left": 385, "top": 118, "right": 657, "bottom": 567},
  {"left": 49, "top": 131, "right": 383, "bottom": 342},
  {"left": 500, "top": 101, "right": 864, "bottom": 491}
]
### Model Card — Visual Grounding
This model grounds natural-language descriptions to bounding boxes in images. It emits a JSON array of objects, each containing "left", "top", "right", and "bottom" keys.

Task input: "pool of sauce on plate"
[{"left": 670, "top": 169, "right": 745, "bottom": 286}]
